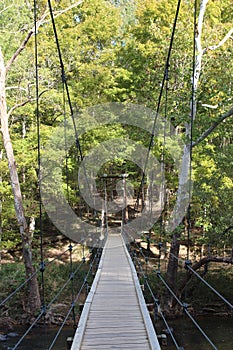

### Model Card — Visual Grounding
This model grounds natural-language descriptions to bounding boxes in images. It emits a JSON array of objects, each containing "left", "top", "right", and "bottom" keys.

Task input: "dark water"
[
  {"left": 0, "top": 325, "right": 75, "bottom": 350},
  {"left": 155, "top": 316, "right": 233, "bottom": 350},
  {"left": 0, "top": 317, "right": 232, "bottom": 350}
]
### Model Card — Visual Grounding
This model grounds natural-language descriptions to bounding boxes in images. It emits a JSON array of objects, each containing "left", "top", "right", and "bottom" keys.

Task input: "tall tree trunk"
[
  {"left": 166, "top": 233, "right": 180, "bottom": 290},
  {"left": 0, "top": 47, "right": 41, "bottom": 314},
  {"left": 0, "top": 149, "right": 2, "bottom": 270},
  {"left": 164, "top": 2, "right": 210, "bottom": 310},
  {"left": 165, "top": 0, "right": 209, "bottom": 286}
]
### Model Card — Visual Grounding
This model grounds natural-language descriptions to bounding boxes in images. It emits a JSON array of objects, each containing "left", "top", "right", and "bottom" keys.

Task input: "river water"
[
  {"left": 156, "top": 316, "right": 233, "bottom": 349},
  {"left": 0, "top": 325, "right": 74, "bottom": 350},
  {"left": 0, "top": 317, "right": 232, "bottom": 349}
]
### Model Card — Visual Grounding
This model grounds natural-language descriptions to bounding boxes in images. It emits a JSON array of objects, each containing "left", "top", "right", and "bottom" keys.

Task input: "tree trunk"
[
  {"left": 166, "top": 233, "right": 180, "bottom": 291},
  {"left": 165, "top": 0, "right": 209, "bottom": 289},
  {"left": 0, "top": 149, "right": 2, "bottom": 270},
  {"left": 160, "top": 232, "right": 180, "bottom": 313},
  {"left": 0, "top": 47, "right": 41, "bottom": 314}
]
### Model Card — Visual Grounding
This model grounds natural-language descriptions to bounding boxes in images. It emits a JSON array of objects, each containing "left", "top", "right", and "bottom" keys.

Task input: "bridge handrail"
[
  {"left": 70, "top": 239, "right": 107, "bottom": 350},
  {"left": 121, "top": 234, "right": 161, "bottom": 350}
]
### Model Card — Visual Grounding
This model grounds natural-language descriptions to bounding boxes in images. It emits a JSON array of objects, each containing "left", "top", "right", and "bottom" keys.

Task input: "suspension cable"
[
  {"left": 126, "top": 240, "right": 183, "bottom": 350},
  {"left": 47, "top": 0, "right": 83, "bottom": 161},
  {"left": 11, "top": 309, "right": 46, "bottom": 350},
  {"left": 103, "top": 175, "right": 109, "bottom": 233},
  {"left": 46, "top": 260, "right": 84, "bottom": 309},
  {"left": 134, "top": 239, "right": 233, "bottom": 311},
  {"left": 45, "top": 243, "right": 79, "bottom": 266},
  {"left": 157, "top": 272, "right": 218, "bottom": 350},
  {"left": 184, "top": 262, "right": 233, "bottom": 309},
  {"left": 61, "top": 54, "right": 77, "bottom": 325},
  {"left": 145, "top": 279, "right": 182, "bottom": 350},
  {"left": 135, "top": 0, "right": 182, "bottom": 210},
  {"left": 69, "top": 242, "right": 77, "bottom": 325},
  {"left": 165, "top": 248, "right": 233, "bottom": 309},
  {"left": 0, "top": 269, "right": 39, "bottom": 307},
  {"left": 10, "top": 247, "right": 99, "bottom": 350},
  {"left": 46, "top": 248, "right": 101, "bottom": 350},
  {"left": 156, "top": 59, "right": 170, "bottom": 271},
  {"left": 0, "top": 240, "right": 84, "bottom": 307},
  {"left": 129, "top": 234, "right": 230, "bottom": 349},
  {"left": 46, "top": 246, "right": 95, "bottom": 310},
  {"left": 63, "top": 80, "right": 70, "bottom": 204},
  {"left": 47, "top": 0, "right": 96, "bottom": 228}
]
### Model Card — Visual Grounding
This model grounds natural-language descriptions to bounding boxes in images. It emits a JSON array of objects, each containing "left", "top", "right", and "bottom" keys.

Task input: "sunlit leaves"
[{"left": 0, "top": 0, "right": 232, "bottom": 249}]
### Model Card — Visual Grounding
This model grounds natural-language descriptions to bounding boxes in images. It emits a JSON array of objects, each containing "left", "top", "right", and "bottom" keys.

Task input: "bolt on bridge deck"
[{"left": 71, "top": 233, "right": 161, "bottom": 350}]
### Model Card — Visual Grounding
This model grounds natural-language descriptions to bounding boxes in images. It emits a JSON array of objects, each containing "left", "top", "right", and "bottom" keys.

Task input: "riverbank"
[
  {"left": 0, "top": 316, "right": 232, "bottom": 350},
  {"left": 1, "top": 250, "right": 232, "bottom": 326},
  {"left": 1, "top": 239, "right": 232, "bottom": 337},
  {"left": 0, "top": 241, "right": 92, "bottom": 332}
]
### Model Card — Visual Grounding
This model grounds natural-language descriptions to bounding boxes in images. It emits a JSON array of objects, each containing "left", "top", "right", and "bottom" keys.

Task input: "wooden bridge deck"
[{"left": 71, "top": 233, "right": 161, "bottom": 350}]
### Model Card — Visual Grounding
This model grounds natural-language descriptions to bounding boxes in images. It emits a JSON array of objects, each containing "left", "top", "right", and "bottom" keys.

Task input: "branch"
[
  {"left": 192, "top": 255, "right": 233, "bottom": 271},
  {"left": 36, "top": 1, "right": 83, "bottom": 27},
  {"left": 0, "top": 5, "right": 13, "bottom": 15},
  {"left": 6, "top": 88, "right": 49, "bottom": 118},
  {"left": 5, "top": 86, "right": 28, "bottom": 92},
  {"left": 192, "top": 106, "right": 233, "bottom": 147},
  {"left": 5, "top": 29, "right": 34, "bottom": 73},
  {"left": 7, "top": 99, "right": 34, "bottom": 118},
  {"left": 201, "top": 103, "right": 218, "bottom": 109},
  {"left": 5, "top": 8, "right": 48, "bottom": 73},
  {"left": 221, "top": 225, "right": 233, "bottom": 236},
  {"left": 204, "top": 28, "right": 233, "bottom": 53},
  {"left": 5, "top": 1, "right": 83, "bottom": 73},
  {"left": 177, "top": 255, "right": 233, "bottom": 298},
  {"left": 53, "top": 1, "right": 83, "bottom": 18}
]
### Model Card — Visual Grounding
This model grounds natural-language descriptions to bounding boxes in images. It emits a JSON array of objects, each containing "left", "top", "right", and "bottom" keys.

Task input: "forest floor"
[{"left": 0, "top": 235, "right": 232, "bottom": 334}]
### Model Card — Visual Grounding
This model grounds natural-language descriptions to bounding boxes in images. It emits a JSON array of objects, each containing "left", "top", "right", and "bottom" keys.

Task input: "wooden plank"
[{"left": 71, "top": 234, "right": 161, "bottom": 350}]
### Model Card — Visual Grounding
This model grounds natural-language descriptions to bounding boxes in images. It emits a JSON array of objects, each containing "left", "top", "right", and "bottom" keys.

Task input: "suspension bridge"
[{"left": 0, "top": 0, "right": 232, "bottom": 349}]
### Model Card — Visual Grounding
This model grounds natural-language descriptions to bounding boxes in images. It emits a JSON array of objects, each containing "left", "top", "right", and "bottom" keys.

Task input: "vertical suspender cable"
[
  {"left": 104, "top": 177, "right": 108, "bottom": 232},
  {"left": 63, "top": 84, "right": 70, "bottom": 204},
  {"left": 158, "top": 64, "right": 169, "bottom": 271},
  {"left": 63, "top": 79, "right": 77, "bottom": 326},
  {"left": 135, "top": 0, "right": 182, "bottom": 212},
  {"left": 47, "top": 0, "right": 94, "bottom": 226},
  {"left": 34, "top": 0, "right": 45, "bottom": 312},
  {"left": 68, "top": 242, "right": 77, "bottom": 326}
]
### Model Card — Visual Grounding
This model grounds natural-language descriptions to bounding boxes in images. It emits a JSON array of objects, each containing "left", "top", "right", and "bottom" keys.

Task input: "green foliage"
[
  {"left": 184, "top": 264, "right": 233, "bottom": 308},
  {"left": 0, "top": 0, "right": 33, "bottom": 59},
  {"left": 192, "top": 116, "right": 233, "bottom": 245},
  {"left": 0, "top": 0, "right": 232, "bottom": 254},
  {"left": 0, "top": 254, "right": 92, "bottom": 318}
]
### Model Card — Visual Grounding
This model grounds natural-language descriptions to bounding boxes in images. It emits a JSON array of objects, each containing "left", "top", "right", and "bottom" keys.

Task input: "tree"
[
  {"left": 110, "top": 0, "right": 232, "bottom": 303},
  {"left": 0, "top": 20, "right": 41, "bottom": 314},
  {"left": 0, "top": 0, "right": 232, "bottom": 316},
  {"left": 0, "top": 0, "right": 84, "bottom": 315},
  {"left": 164, "top": 0, "right": 233, "bottom": 297}
]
